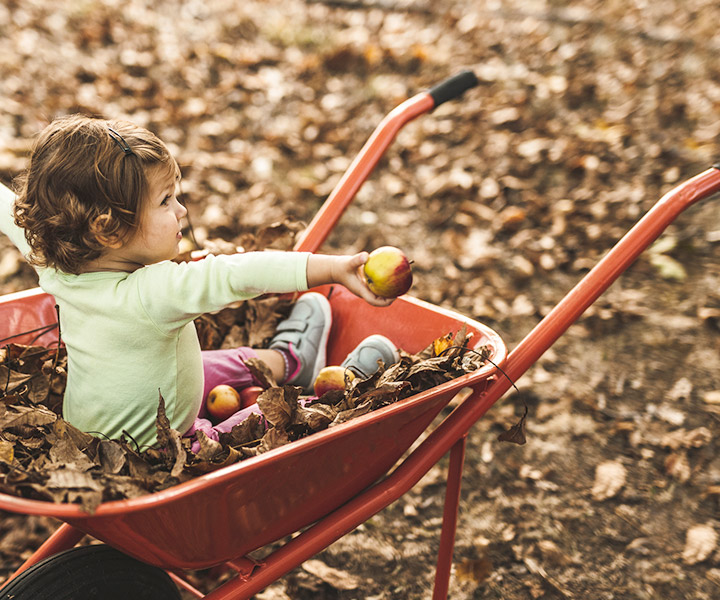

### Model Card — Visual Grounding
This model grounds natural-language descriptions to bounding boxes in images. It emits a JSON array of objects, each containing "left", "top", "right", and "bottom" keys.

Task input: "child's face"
[{"left": 120, "top": 166, "right": 186, "bottom": 267}]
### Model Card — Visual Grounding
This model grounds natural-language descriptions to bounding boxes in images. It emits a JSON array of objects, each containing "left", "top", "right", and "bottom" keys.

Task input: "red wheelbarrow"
[{"left": 0, "top": 72, "right": 719, "bottom": 599}]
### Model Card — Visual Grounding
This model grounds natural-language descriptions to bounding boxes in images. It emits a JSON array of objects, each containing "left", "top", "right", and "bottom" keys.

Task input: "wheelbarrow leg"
[{"left": 432, "top": 434, "right": 467, "bottom": 600}]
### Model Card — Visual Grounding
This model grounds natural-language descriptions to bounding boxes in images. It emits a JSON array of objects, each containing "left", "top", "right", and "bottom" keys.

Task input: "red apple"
[
  {"left": 239, "top": 385, "right": 264, "bottom": 408},
  {"left": 313, "top": 366, "right": 356, "bottom": 397},
  {"left": 206, "top": 384, "right": 241, "bottom": 421},
  {"left": 363, "top": 246, "right": 413, "bottom": 298}
]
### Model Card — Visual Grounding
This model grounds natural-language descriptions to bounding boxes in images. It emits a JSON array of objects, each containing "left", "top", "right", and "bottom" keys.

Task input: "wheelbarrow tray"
[{"left": 0, "top": 283, "right": 506, "bottom": 570}]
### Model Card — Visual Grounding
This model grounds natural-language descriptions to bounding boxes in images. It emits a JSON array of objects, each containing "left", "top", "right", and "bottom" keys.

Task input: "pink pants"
[{"left": 184, "top": 347, "right": 265, "bottom": 452}]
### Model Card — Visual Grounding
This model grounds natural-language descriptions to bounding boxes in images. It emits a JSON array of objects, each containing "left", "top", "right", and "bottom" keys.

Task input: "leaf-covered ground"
[{"left": 1, "top": 0, "right": 719, "bottom": 598}]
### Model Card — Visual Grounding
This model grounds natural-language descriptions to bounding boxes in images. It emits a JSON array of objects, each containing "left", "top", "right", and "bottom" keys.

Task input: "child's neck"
[{"left": 80, "top": 253, "right": 145, "bottom": 274}]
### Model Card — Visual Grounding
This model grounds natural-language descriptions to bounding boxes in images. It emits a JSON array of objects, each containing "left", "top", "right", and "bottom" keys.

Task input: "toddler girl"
[{"left": 0, "top": 115, "right": 398, "bottom": 449}]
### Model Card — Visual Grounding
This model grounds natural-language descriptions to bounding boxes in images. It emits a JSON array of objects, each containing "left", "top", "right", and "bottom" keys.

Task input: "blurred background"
[{"left": 1, "top": 1, "right": 719, "bottom": 598}]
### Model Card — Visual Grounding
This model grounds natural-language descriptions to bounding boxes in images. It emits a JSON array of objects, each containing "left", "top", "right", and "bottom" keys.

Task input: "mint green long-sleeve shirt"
[{"left": 0, "top": 183, "right": 309, "bottom": 446}]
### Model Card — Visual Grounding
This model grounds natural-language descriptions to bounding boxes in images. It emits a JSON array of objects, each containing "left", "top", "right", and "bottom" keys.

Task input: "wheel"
[{"left": 0, "top": 544, "right": 181, "bottom": 600}]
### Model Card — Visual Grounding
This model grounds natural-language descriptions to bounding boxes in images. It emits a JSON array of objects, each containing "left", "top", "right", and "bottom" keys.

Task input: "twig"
[
  {"left": 0, "top": 322, "right": 58, "bottom": 345},
  {"left": 523, "top": 557, "right": 573, "bottom": 599},
  {"left": 438, "top": 345, "right": 519, "bottom": 393},
  {"left": 48, "top": 305, "right": 63, "bottom": 396}
]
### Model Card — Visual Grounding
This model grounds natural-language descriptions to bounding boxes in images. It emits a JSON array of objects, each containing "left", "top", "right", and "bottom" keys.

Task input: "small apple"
[
  {"left": 239, "top": 385, "right": 264, "bottom": 408},
  {"left": 313, "top": 366, "right": 356, "bottom": 397},
  {"left": 363, "top": 246, "right": 413, "bottom": 298},
  {"left": 206, "top": 384, "right": 241, "bottom": 421}
]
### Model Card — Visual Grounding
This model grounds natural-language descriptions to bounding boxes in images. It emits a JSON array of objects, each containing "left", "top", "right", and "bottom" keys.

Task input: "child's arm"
[
  {"left": 0, "top": 182, "right": 32, "bottom": 259},
  {"left": 306, "top": 252, "right": 394, "bottom": 307}
]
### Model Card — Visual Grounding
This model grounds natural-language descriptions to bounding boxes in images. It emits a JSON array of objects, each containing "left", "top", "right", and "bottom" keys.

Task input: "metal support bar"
[{"left": 432, "top": 435, "right": 467, "bottom": 600}]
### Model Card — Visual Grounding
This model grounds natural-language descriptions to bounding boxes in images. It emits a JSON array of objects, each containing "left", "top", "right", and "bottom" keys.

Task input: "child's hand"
[
  {"left": 306, "top": 252, "right": 395, "bottom": 307},
  {"left": 340, "top": 252, "right": 395, "bottom": 307}
]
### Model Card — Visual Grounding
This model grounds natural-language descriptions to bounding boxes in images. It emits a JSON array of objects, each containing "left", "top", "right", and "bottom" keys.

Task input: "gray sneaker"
[
  {"left": 269, "top": 292, "right": 332, "bottom": 392},
  {"left": 341, "top": 334, "right": 399, "bottom": 379}
]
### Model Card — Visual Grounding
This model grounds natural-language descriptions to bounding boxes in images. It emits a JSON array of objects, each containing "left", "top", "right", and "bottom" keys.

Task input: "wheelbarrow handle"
[
  {"left": 428, "top": 70, "right": 479, "bottom": 108},
  {"left": 294, "top": 72, "right": 478, "bottom": 253}
]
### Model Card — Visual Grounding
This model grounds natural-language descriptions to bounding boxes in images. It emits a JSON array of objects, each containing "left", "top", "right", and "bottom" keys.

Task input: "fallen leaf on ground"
[
  {"left": 591, "top": 460, "right": 627, "bottom": 501},
  {"left": 455, "top": 553, "right": 493, "bottom": 585},
  {"left": 302, "top": 559, "right": 362, "bottom": 590},
  {"left": 660, "top": 427, "right": 712, "bottom": 450},
  {"left": 682, "top": 524, "right": 717, "bottom": 565},
  {"left": 664, "top": 451, "right": 691, "bottom": 482}
]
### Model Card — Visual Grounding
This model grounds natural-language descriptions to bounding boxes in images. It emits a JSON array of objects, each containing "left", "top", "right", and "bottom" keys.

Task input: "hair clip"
[{"left": 107, "top": 127, "right": 135, "bottom": 156}]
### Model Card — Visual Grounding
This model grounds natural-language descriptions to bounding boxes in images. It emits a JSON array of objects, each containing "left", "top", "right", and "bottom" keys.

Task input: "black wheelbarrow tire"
[{"left": 0, "top": 544, "right": 181, "bottom": 600}]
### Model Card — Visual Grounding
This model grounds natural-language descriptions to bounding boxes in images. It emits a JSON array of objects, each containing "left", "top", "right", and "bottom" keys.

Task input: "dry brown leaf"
[
  {"left": 302, "top": 559, "right": 361, "bottom": 590},
  {"left": 98, "top": 440, "right": 126, "bottom": 474},
  {"left": 354, "top": 382, "right": 412, "bottom": 410},
  {"left": 664, "top": 451, "right": 691, "bottom": 483},
  {"left": 497, "top": 403, "right": 528, "bottom": 445},
  {"left": 255, "top": 427, "right": 290, "bottom": 455},
  {"left": 296, "top": 404, "right": 337, "bottom": 430},
  {"left": 706, "top": 568, "right": 720, "bottom": 587},
  {"left": 0, "top": 367, "right": 33, "bottom": 394},
  {"left": 591, "top": 460, "right": 627, "bottom": 500},
  {"left": 704, "top": 485, "right": 720, "bottom": 499},
  {"left": 244, "top": 357, "right": 278, "bottom": 389},
  {"left": 257, "top": 386, "right": 297, "bottom": 428},
  {"left": 682, "top": 524, "right": 718, "bottom": 565},
  {"left": 702, "top": 390, "right": 720, "bottom": 404},
  {"left": 455, "top": 554, "right": 493, "bottom": 585},
  {"left": 660, "top": 427, "right": 712, "bottom": 450},
  {"left": 51, "top": 418, "right": 96, "bottom": 451},
  {"left": 537, "top": 540, "right": 573, "bottom": 566},
  {"left": 153, "top": 392, "right": 186, "bottom": 476},
  {"left": 523, "top": 556, "right": 573, "bottom": 598},
  {"left": 330, "top": 400, "right": 374, "bottom": 427},
  {"left": 190, "top": 436, "right": 243, "bottom": 473},
  {"left": 0, "top": 440, "right": 14, "bottom": 464},
  {"left": 45, "top": 467, "right": 102, "bottom": 492},
  {"left": 0, "top": 405, "right": 57, "bottom": 430},
  {"left": 194, "top": 431, "right": 224, "bottom": 463},
  {"left": 49, "top": 438, "right": 95, "bottom": 472},
  {"left": 26, "top": 371, "right": 51, "bottom": 404},
  {"left": 239, "top": 220, "right": 304, "bottom": 252},
  {"left": 219, "top": 412, "right": 265, "bottom": 447}
]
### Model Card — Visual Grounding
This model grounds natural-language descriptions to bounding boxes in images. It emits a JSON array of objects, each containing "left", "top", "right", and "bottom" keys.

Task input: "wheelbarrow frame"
[{"left": 1, "top": 70, "right": 720, "bottom": 599}]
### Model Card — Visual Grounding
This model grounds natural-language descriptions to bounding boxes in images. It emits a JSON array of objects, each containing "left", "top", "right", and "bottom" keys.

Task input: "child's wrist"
[{"left": 307, "top": 254, "right": 343, "bottom": 288}]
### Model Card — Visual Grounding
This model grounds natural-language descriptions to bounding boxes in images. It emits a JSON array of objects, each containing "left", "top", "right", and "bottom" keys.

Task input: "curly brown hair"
[{"left": 13, "top": 114, "right": 180, "bottom": 274}]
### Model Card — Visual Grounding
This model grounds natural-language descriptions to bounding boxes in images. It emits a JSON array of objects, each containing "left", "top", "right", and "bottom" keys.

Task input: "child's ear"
[{"left": 90, "top": 213, "right": 124, "bottom": 249}]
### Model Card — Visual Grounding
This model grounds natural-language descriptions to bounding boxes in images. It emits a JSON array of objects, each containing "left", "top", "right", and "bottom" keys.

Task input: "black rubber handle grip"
[{"left": 428, "top": 71, "right": 479, "bottom": 108}]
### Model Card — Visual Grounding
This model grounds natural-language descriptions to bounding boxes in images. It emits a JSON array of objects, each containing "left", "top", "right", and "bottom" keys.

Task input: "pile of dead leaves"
[
  {"left": 0, "top": 315, "right": 489, "bottom": 513},
  {"left": 192, "top": 327, "right": 490, "bottom": 465}
]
